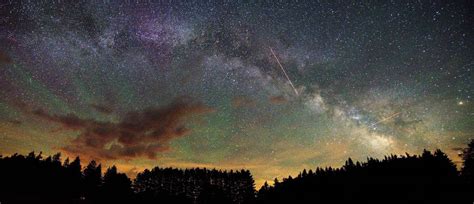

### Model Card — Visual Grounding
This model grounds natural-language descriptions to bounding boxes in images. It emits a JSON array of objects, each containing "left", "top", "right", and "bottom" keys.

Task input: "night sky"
[{"left": 0, "top": 1, "right": 472, "bottom": 186}]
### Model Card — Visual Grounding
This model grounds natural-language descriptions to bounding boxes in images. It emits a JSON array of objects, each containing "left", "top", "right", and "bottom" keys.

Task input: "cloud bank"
[{"left": 33, "top": 98, "right": 214, "bottom": 160}]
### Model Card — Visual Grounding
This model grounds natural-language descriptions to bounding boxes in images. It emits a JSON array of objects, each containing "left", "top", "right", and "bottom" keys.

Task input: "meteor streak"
[
  {"left": 269, "top": 47, "right": 299, "bottom": 96},
  {"left": 370, "top": 112, "right": 401, "bottom": 127}
]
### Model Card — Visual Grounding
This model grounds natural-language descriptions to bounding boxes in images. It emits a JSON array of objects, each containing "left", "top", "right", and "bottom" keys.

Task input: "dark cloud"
[
  {"left": 33, "top": 109, "right": 88, "bottom": 130},
  {"left": 269, "top": 96, "right": 288, "bottom": 105},
  {"left": 231, "top": 96, "right": 256, "bottom": 108},
  {"left": 34, "top": 98, "right": 215, "bottom": 160},
  {"left": 90, "top": 104, "right": 114, "bottom": 114}
]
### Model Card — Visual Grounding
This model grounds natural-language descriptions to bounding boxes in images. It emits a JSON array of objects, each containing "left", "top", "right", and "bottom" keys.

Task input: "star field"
[{"left": 0, "top": 1, "right": 472, "bottom": 186}]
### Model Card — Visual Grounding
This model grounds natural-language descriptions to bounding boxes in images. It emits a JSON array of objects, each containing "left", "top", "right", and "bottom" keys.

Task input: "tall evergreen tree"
[
  {"left": 66, "top": 156, "right": 82, "bottom": 200},
  {"left": 83, "top": 160, "right": 102, "bottom": 201},
  {"left": 100, "top": 166, "right": 132, "bottom": 203}
]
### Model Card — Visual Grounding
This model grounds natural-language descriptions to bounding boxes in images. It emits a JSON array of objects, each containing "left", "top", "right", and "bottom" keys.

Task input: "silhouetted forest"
[
  {"left": 1, "top": 140, "right": 473, "bottom": 203},
  {"left": 257, "top": 140, "right": 474, "bottom": 204},
  {"left": 0, "top": 152, "right": 255, "bottom": 204}
]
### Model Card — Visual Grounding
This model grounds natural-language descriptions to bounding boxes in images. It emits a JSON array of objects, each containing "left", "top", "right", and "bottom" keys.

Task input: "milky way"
[{"left": 0, "top": 1, "right": 472, "bottom": 186}]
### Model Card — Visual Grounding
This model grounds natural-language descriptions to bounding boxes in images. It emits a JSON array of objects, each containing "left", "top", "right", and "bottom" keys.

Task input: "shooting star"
[
  {"left": 269, "top": 47, "right": 299, "bottom": 96},
  {"left": 370, "top": 112, "right": 401, "bottom": 127}
]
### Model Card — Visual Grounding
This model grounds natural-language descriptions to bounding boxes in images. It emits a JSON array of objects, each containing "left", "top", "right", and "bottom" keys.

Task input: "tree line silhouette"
[
  {"left": 0, "top": 152, "right": 255, "bottom": 204},
  {"left": 257, "top": 141, "right": 474, "bottom": 203},
  {"left": 1, "top": 139, "right": 473, "bottom": 203},
  {"left": 134, "top": 167, "right": 255, "bottom": 203}
]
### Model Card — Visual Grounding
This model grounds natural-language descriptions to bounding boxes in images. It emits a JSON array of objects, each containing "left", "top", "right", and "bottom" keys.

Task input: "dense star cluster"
[{"left": 0, "top": 1, "right": 472, "bottom": 186}]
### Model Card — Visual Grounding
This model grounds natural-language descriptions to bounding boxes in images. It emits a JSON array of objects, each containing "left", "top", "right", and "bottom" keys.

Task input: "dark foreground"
[{"left": 1, "top": 140, "right": 473, "bottom": 204}]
